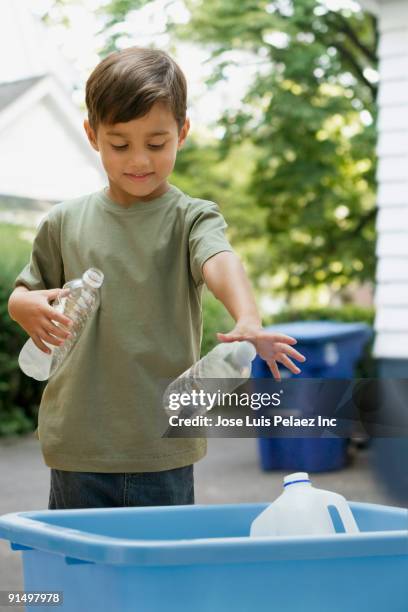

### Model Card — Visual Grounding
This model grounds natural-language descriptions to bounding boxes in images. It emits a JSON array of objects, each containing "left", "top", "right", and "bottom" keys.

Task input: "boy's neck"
[{"left": 106, "top": 179, "right": 171, "bottom": 208}]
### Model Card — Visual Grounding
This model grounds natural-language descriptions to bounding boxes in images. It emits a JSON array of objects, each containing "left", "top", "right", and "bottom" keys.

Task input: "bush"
[
  {"left": 201, "top": 289, "right": 235, "bottom": 356},
  {"left": 0, "top": 224, "right": 44, "bottom": 437}
]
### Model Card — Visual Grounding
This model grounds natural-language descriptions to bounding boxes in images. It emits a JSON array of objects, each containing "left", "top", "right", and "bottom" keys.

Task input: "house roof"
[
  {"left": 0, "top": 4, "right": 105, "bottom": 201},
  {"left": 0, "top": 73, "right": 105, "bottom": 201},
  {"left": 0, "top": 0, "right": 78, "bottom": 90},
  {"left": 0, "top": 75, "right": 44, "bottom": 114}
]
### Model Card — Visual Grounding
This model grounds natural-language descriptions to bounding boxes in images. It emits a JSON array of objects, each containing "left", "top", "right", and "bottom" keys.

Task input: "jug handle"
[{"left": 321, "top": 492, "right": 359, "bottom": 533}]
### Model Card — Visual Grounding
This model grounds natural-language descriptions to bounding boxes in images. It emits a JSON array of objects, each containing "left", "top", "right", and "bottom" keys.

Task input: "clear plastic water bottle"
[
  {"left": 250, "top": 472, "right": 359, "bottom": 537},
  {"left": 163, "top": 341, "right": 257, "bottom": 416},
  {"left": 18, "top": 268, "right": 104, "bottom": 381}
]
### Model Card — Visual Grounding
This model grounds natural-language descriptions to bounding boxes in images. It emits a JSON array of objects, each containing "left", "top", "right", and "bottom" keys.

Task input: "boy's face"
[{"left": 84, "top": 101, "right": 189, "bottom": 205}]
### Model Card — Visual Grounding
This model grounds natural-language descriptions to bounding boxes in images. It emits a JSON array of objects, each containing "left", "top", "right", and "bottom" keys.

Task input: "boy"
[{"left": 8, "top": 47, "right": 305, "bottom": 510}]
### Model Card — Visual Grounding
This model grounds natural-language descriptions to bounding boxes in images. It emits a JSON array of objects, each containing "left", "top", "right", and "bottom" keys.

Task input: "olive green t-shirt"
[{"left": 15, "top": 183, "right": 233, "bottom": 472}]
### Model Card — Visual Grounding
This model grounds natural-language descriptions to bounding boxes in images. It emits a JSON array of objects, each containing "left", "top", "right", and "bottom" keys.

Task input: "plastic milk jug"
[{"left": 250, "top": 472, "right": 359, "bottom": 537}]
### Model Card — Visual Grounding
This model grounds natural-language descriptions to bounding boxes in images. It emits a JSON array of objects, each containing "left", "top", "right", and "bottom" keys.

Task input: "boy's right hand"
[{"left": 8, "top": 287, "right": 73, "bottom": 354}]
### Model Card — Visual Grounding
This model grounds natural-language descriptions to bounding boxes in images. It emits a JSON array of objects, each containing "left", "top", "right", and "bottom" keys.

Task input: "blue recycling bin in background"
[{"left": 252, "top": 321, "right": 372, "bottom": 472}]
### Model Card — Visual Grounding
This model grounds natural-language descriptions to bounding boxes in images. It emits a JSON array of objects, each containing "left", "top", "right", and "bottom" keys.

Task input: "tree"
[
  {"left": 167, "top": 0, "right": 379, "bottom": 296},
  {"left": 46, "top": 0, "right": 379, "bottom": 300}
]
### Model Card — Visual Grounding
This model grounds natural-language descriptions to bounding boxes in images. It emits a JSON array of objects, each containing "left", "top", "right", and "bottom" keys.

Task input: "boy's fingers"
[
  {"left": 40, "top": 329, "right": 64, "bottom": 347},
  {"left": 278, "top": 354, "right": 301, "bottom": 374},
  {"left": 43, "top": 320, "right": 71, "bottom": 340},
  {"left": 45, "top": 308, "right": 73, "bottom": 328},
  {"left": 267, "top": 359, "right": 281, "bottom": 381},
  {"left": 277, "top": 344, "right": 306, "bottom": 362},
  {"left": 41, "top": 288, "right": 63, "bottom": 301},
  {"left": 268, "top": 333, "right": 297, "bottom": 345},
  {"left": 32, "top": 335, "right": 52, "bottom": 354}
]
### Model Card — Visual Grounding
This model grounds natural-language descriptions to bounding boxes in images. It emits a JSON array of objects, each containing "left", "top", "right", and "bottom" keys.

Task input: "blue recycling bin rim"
[
  {"left": 265, "top": 321, "right": 372, "bottom": 343},
  {"left": 0, "top": 502, "right": 406, "bottom": 567}
]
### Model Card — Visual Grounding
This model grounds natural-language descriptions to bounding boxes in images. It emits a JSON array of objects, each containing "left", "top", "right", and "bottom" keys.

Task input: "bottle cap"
[
  {"left": 283, "top": 472, "right": 311, "bottom": 487},
  {"left": 232, "top": 341, "right": 257, "bottom": 367},
  {"left": 83, "top": 268, "right": 104, "bottom": 288}
]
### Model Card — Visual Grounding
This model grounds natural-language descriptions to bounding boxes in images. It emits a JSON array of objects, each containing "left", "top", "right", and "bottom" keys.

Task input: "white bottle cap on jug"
[{"left": 283, "top": 472, "right": 311, "bottom": 487}]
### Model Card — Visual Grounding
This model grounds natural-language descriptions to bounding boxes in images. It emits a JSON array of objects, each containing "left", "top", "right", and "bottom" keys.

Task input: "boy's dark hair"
[{"left": 85, "top": 46, "right": 187, "bottom": 133}]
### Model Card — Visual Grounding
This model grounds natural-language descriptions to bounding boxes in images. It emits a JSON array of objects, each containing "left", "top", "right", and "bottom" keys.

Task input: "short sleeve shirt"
[{"left": 15, "top": 184, "right": 234, "bottom": 472}]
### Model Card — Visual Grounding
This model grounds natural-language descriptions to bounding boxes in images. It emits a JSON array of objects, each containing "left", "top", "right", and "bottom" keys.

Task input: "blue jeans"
[{"left": 48, "top": 465, "right": 194, "bottom": 509}]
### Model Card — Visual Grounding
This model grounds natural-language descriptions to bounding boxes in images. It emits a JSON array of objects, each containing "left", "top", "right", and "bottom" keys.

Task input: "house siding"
[{"left": 373, "top": 0, "right": 408, "bottom": 371}]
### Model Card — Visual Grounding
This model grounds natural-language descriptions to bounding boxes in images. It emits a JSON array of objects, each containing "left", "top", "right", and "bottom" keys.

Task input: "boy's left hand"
[{"left": 217, "top": 322, "right": 306, "bottom": 381}]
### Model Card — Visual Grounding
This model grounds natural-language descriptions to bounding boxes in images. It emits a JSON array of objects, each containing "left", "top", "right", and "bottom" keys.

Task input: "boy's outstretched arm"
[{"left": 202, "top": 251, "right": 306, "bottom": 381}]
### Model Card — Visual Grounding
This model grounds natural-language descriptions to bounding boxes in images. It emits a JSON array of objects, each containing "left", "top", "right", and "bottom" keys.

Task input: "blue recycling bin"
[
  {"left": 253, "top": 321, "right": 372, "bottom": 472},
  {"left": 0, "top": 502, "right": 407, "bottom": 612}
]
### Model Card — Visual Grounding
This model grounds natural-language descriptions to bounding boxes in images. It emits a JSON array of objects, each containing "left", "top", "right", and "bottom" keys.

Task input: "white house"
[
  {"left": 0, "top": 1, "right": 105, "bottom": 204},
  {"left": 0, "top": 74, "right": 105, "bottom": 203},
  {"left": 359, "top": 0, "right": 408, "bottom": 376}
]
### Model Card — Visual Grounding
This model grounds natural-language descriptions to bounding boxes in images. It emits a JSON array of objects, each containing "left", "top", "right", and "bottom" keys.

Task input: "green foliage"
[
  {"left": 172, "top": 137, "right": 269, "bottom": 282},
  {"left": 201, "top": 289, "right": 235, "bottom": 356},
  {"left": 268, "top": 304, "right": 375, "bottom": 326},
  {"left": 175, "top": 0, "right": 378, "bottom": 294},
  {"left": 0, "top": 224, "right": 44, "bottom": 437},
  {"left": 0, "top": 224, "right": 34, "bottom": 282}
]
